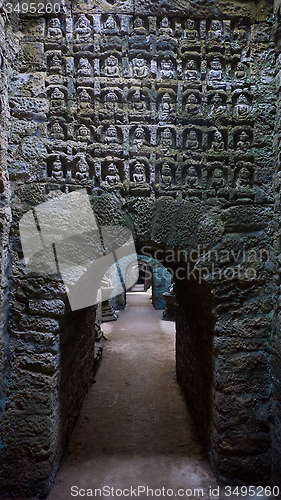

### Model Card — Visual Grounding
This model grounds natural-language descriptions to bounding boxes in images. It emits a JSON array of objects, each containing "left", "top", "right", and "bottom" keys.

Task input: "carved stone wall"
[
  {"left": 272, "top": 0, "right": 281, "bottom": 487},
  {"left": 10, "top": 2, "right": 274, "bottom": 204},
  {"left": 0, "top": 0, "right": 278, "bottom": 497}
]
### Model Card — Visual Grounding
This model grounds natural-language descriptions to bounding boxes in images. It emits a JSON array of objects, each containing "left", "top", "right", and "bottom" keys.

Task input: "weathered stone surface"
[
  {"left": 28, "top": 299, "right": 65, "bottom": 316},
  {"left": 0, "top": 0, "right": 279, "bottom": 497}
]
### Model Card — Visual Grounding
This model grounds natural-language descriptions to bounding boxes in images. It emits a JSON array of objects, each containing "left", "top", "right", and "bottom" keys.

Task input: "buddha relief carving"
[
  {"left": 77, "top": 124, "right": 91, "bottom": 142},
  {"left": 209, "top": 93, "right": 226, "bottom": 120},
  {"left": 104, "top": 162, "right": 122, "bottom": 188},
  {"left": 185, "top": 166, "right": 200, "bottom": 189},
  {"left": 160, "top": 128, "right": 173, "bottom": 151},
  {"left": 159, "top": 17, "right": 173, "bottom": 36},
  {"left": 78, "top": 58, "right": 92, "bottom": 77},
  {"left": 104, "top": 55, "right": 120, "bottom": 77},
  {"left": 161, "top": 162, "right": 173, "bottom": 186},
  {"left": 132, "top": 161, "right": 147, "bottom": 184},
  {"left": 158, "top": 93, "right": 173, "bottom": 124},
  {"left": 185, "top": 93, "right": 201, "bottom": 116},
  {"left": 132, "top": 125, "right": 146, "bottom": 150},
  {"left": 131, "top": 88, "right": 148, "bottom": 112},
  {"left": 185, "top": 60, "right": 199, "bottom": 81},
  {"left": 74, "top": 152, "right": 89, "bottom": 181},
  {"left": 183, "top": 20, "right": 199, "bottom": 43},
  {"left": 51, "top": 87, "right": 64, "bottom": 100},
  {"left": 52, "top": 157, "right": 63, "bottom": 180},
  {"left": 102, "top": 15, "right": 118, "bottom": 34},
  {"left": 234, "top": 94, "right": 252, "bottom": 120},
  {"left": 208, "top": 58, "right": 223, "bottom": 82},
  {"left": 104, "top": 125, "right": 120, "bottom": 144},
  {"left": 160, "top": 58, "right": 175, "bottom": 79},
  {"left": 185, "top": 130, "right": 199, "bottom": 151},
  {"left": 234, "top": 163, "right": 255, "bottom": 200},
  {"left": 211, "top": 130, "right": 225, "bottom": 151},
  {"left": 207, "top": 20, "right": 223, "bottom": 43},
  {"left": 132, "top": 55, "right": 148, "bottom": 78},
  {"left": 49, "top": 54, "right": 61, "bottom": 73},
  {"left": 51, "top": 122, "right": 64, "bottom": 140},
  {"left": 75, "top": 15, "right": 92, "bottom": 43},
  {"left": 236, "top": 131, "right": 251, "bottom": 152},
  {"left": 47, "top": 18, "right": 62, "bottom": 42}
]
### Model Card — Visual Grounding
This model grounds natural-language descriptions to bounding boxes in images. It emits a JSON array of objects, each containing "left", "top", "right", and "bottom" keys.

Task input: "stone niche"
[{"left": 0, "top": 0, "right": 279, "bottom": 497}]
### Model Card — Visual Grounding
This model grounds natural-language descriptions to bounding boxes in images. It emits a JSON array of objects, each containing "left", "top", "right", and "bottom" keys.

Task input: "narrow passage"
[{"left": 47, "top": 293, "right": 221, "bottom": 499}]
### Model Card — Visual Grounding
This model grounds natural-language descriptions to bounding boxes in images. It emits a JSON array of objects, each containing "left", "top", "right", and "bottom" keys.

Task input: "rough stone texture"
[
  {"left": 272, "top": 0, "right": 281, "bottom": 487},
  {"left": 0, "top": 0, "right": 278, "bottom": 497}
]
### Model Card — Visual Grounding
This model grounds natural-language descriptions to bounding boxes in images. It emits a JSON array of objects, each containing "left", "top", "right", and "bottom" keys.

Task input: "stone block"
[
  {"left": 13, "top": 314, "right": 60, "bottom": 333},
  {"left": 16, "top": 352, "right": 58, "bottom": 375},
  {"left": 19, "top": 42, "right": 45, "bottom": 71},
  {"left": 221, "top": 206, "right": 272, "bottom": 233},
  {"left": 9, "top": 97, "right": 49, "bottom": 119},
  {"left": 28, "top": 299, "right": 65, "bottom": 317},
  {"left": 9, "top": 72, "right": 46, "bottom": 98}
]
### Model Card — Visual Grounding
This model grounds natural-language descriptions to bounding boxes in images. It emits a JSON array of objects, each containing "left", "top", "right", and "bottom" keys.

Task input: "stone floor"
[{"left": 46, "top": 293, "right": 269, "bottom": 500}]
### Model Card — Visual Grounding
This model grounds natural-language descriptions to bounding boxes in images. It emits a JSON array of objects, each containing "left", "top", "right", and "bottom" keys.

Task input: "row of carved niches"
[
  {"left": 47, "top": 85, "right": 254, "bottom": 123},
  {"left": 45, "top": 155, "right": 263, "bottom": 202},
  {"left": 49, "top": 120, "right": 254, "bottom": 154},
  {"left": 46, "top": 15, "right": 249, "bottom": 54},
  {"left": 46, "top": 50, "right": 251, "bottom": 84}
]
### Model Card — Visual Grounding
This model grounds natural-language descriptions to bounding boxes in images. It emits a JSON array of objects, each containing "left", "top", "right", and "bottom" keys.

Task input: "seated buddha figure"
[
  {"left": 185, "top": 60, "right": 198, "bottom": 81},
  {"left": 47, "top": 18, "right": 62, "bottom": 42},
  {"left": 104, "top": 125, "right": 119, "bottom": 144},
  {"left": 186, "top": 130, "right": 199, "bottom": 151},
  {"left": 104, "top": 55, "right": 120, "bottom": 77},
  {"left": 52, "top": 158, "right": 63, "bottom": 180},
  {"left": 160, "top": 58, "right": 174, "bottom": 79},
  {"left": 207, "top": 20, "right": 223, "bottom": 43},
  {"left": 236, "top": 131, "right": 251, "bottom": 153},
  {"left": 75, "top": 152, "right": 89, "bottom": 181},
  {"left": 209, "top": 93, "right": 226, "bottom": 120},
  {"left": 78, "top": 58, "right": 91, "bottom": 77},
  {"left": 160, "top": 128, "right": 173, "bottom": 150},
  {"left": 75, "top": 15, "right": 92, "bottom": 43},
  {"left": 131, "top": 88, "right": 147, "bottom": 112},
  {"left": 51, "top": 122, "right": 64, "bottom": 140},
  {"left": 104, "top": 163, "right": 121, "bottom": 188},
  {"left": 234, "top": 94, "right": 252, "bottom": 120},
  {"left": 183, "top": 19, "right": 199, "bottom": 43},
  {"left": 208, "top": 58, "right": 223, "bottom": 82},
  {"left": 211, "top": 130, "right": 225, "bottom": 152},
  {"left": 132, "top": 125, "right": 146, "bottom": 150},
  {"left": 77, "top": 124, "right": 91, "bottom": 142},
  {"left": 185, "top": 166, "right": 200, "bottom": 189},
  {"left": 132, "top": 162, "right": 147, "bottom": 185},
  {"left": 185, "top": 93, "right": 200, "bottom": 116},
  {"left": 161, "top": 162, "right": 172, "bottom": 187},
  {"left": 132, "top": 55, "right": 148, "bottom": 78},
  {"left": 158, "top": 93, "right": 172, "bottom": 124},
  {"left": 159, "top": 16, "right": 173, "bottom": 36}
]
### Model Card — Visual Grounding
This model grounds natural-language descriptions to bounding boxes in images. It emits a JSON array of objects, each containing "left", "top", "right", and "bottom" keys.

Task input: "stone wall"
[
  {"left": 272, "top": 0, "right": 281, "bottom": 487},
  {"left": 176, "top": 277, "right": 214, "bottom": 450},
  {"left": 0, "top": 0, "right": 278, "bottom": 497}
]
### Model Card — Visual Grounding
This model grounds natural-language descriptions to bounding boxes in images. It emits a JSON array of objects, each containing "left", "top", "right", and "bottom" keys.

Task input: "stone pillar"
[{"left": 272, "top": 0, "right": 281, "bottom": 486}]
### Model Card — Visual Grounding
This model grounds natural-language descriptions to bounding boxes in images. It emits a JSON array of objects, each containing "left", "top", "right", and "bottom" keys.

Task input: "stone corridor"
[
  {"left": 1, "top": 1, "right": 281, "bottom": 495},
  {"left": 46, "top": 292, "right": 221, "bottom": 500}
]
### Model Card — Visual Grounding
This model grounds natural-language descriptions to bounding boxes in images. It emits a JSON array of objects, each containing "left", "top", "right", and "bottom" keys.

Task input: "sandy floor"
[{"left": 46, "top": 293, "right": 267, "bottom": 500}]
